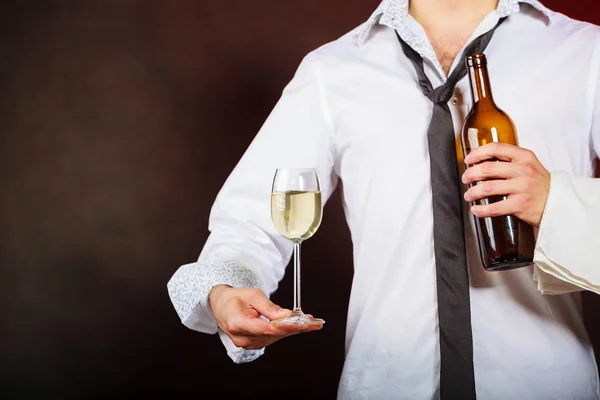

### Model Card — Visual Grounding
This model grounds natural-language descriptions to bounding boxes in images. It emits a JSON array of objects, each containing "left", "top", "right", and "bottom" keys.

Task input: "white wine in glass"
[{"left": 270, "top": 168, "right": 325, "bottom": 326}]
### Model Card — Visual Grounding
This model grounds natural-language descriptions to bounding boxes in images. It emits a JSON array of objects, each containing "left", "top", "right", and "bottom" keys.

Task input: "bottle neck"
[{"left": 468, "top": 64, "right": 495, "bottom": 106}]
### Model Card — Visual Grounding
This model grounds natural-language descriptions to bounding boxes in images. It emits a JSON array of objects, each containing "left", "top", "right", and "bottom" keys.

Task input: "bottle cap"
[{"left": 466, "top": 53, "right": 487, "bottom": 68}]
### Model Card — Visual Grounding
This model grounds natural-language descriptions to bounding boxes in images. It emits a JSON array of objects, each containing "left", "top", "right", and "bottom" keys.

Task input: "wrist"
[{"left": 208, "top": 284, "right": 233, "bottom": 313}]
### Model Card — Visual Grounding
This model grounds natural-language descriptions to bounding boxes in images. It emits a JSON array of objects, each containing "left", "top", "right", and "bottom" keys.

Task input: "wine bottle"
[{"left": 461, "top": 54, "right": 535, "bottom": 271}]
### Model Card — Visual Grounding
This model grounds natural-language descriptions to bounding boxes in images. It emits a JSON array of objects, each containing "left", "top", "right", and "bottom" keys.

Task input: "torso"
[{"left": 312, "top": 8, "right": 600, "bottom": 400}]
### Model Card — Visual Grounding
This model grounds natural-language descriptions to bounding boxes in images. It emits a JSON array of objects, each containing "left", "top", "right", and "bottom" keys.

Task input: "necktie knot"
[
  {"left": 413, "top": 71, "right": 457, "bottom": 104},
  {"left": 396, "top": 17, "right": 506, "bottom": 107},
  {"left": 427, "top": 84, "right": 456, "bottom": 104}
]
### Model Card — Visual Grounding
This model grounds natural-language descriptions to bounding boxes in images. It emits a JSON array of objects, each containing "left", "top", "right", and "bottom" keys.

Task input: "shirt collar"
[{"left": 357, "top": 0, "right": 552, "bottom": 46}]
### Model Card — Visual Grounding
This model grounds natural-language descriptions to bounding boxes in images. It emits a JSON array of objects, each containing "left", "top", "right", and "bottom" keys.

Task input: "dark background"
[{"left": 1, "top": 0, "right": 599, "bottom": 397}]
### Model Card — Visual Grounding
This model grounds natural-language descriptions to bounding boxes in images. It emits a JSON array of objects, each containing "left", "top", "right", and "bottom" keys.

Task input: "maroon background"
[{"left": 0, "top": 0, "right": 598, "bottom": 397}]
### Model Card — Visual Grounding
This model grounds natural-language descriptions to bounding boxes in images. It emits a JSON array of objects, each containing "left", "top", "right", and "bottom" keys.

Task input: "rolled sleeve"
[
  {"left": 534, "top": 171, "right": 600, "bottom": 294},
  {"left": 167, "top": 260, "right": 261, "bottom": 334}
]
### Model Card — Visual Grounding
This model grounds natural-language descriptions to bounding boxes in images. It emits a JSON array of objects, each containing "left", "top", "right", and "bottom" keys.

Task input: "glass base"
[{"left": 271, "top": 308, "right": 325, "bottom": 326}]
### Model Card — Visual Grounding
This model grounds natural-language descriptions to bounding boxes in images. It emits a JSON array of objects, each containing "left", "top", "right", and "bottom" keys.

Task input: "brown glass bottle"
[{"left": 461, "top": 54, "right": 535, "bottom": 271}]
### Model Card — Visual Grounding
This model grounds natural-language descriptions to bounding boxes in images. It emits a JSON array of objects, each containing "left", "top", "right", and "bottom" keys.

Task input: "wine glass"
[{"left": 270, "top": 168, "right": 325, "bottom": 326}]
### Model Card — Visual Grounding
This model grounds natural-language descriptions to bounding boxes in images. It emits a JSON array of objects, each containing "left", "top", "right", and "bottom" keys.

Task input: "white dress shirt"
[{"left": 167, "top": 0, "right": 600, "bottom": 398}]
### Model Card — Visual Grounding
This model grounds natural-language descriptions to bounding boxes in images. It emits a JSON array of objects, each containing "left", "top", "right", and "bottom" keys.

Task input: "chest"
[{"left": 428, "top": 31, "right": 473, "bottom": 75}]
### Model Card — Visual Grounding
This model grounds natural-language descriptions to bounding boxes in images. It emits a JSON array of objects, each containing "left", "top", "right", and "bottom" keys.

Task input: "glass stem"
[{"left": 293, "top": 242, "right": 301, "bottom": 311}]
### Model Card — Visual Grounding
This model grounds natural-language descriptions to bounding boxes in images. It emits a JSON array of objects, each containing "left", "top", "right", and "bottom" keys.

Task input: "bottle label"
[{"left": 467, "top": 128, "right": 480, "bottom": 153}]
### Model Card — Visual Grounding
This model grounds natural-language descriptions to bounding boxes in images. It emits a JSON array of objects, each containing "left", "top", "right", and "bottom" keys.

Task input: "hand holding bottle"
[{"left": 462, "top": 142, "right": 551, "bottom": 227}]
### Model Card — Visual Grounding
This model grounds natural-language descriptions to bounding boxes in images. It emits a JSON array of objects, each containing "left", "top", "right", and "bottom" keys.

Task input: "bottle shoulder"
[
  {"left": 461, "top": 104, "right": 517, "bottom": 145},
  {"left": 463, "top": 105, "right": 515, "bottom": 130}
]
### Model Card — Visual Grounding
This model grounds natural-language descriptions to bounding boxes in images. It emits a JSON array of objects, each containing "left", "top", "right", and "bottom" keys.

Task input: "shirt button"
[{"left": 451, "top": 96, "right": 459, "bottom": 105}]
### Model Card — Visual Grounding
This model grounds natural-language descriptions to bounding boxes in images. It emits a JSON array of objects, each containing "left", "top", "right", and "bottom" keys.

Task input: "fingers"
[
  {"left": 462, "top": 161, "right": 519, "bottom": 184},
  {"left": 228, "top": 311, "right": 321, "bottom": 337},
  {"left": 226, "top": 312, "right": 278, "bottom": 336},
  {"left": 464, "top": 179, "right": 527, "bottom": 202},
  {"left": 247, "top": 289, "right": 291, "bottom": 321},
  {"left": 464, "top": 143, "right": 535, "bottom": 165},
  {"left": 270, "top": 321, "right": 323, "bottom": 335},
  {"left": 461, "top": 144, "right": 550, "bottom": 226},
  {"left": 226, "top": 315, "right": 322, "bottom": 350},
  {"left": 470, "top": 196, "right": 522, "bottom": 219}
]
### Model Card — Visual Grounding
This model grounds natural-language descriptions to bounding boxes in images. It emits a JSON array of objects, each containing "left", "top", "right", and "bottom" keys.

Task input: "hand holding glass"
[{"left": 270, "top": 168, "right": 325, "bottom": 326}]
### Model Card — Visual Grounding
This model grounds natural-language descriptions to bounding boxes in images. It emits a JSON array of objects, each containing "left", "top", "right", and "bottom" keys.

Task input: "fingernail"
[{"left": 464, "top": 155, "right": 471, "bottom": 163}]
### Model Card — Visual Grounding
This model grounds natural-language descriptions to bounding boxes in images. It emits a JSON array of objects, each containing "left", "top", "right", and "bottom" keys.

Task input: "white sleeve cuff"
[
  {"left": 533, "top": 171, "right": 600, "bottom": 294},
  {"left": 166, "top": 259, "right": 266, "bottom": 363}
]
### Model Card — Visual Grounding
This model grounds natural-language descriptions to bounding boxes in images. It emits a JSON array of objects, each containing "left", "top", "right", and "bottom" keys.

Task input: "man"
[{"left": 168, "top": 0, "right": 600, "bottom": 398}]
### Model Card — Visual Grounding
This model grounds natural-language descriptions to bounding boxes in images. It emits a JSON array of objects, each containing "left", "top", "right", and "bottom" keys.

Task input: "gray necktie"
[{"left": 396, "top": 19, "right": 505, "bottom": 399}]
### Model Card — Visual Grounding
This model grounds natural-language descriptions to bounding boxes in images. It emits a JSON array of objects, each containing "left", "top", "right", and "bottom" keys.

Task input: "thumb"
[{"left": 249, "top": 291, "right": 290, "bottom": 320}]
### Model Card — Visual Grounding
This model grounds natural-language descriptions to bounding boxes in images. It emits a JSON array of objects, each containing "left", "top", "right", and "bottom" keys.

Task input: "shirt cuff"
[
  {"left": 533, "top": 171, "right": 600, "bottom": 294},
  {"left": 166, "top": 259, "right": 266, "bottom": 363},
  {"left": 532, "top": 263, "right": 582, "bottom": 295}
]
